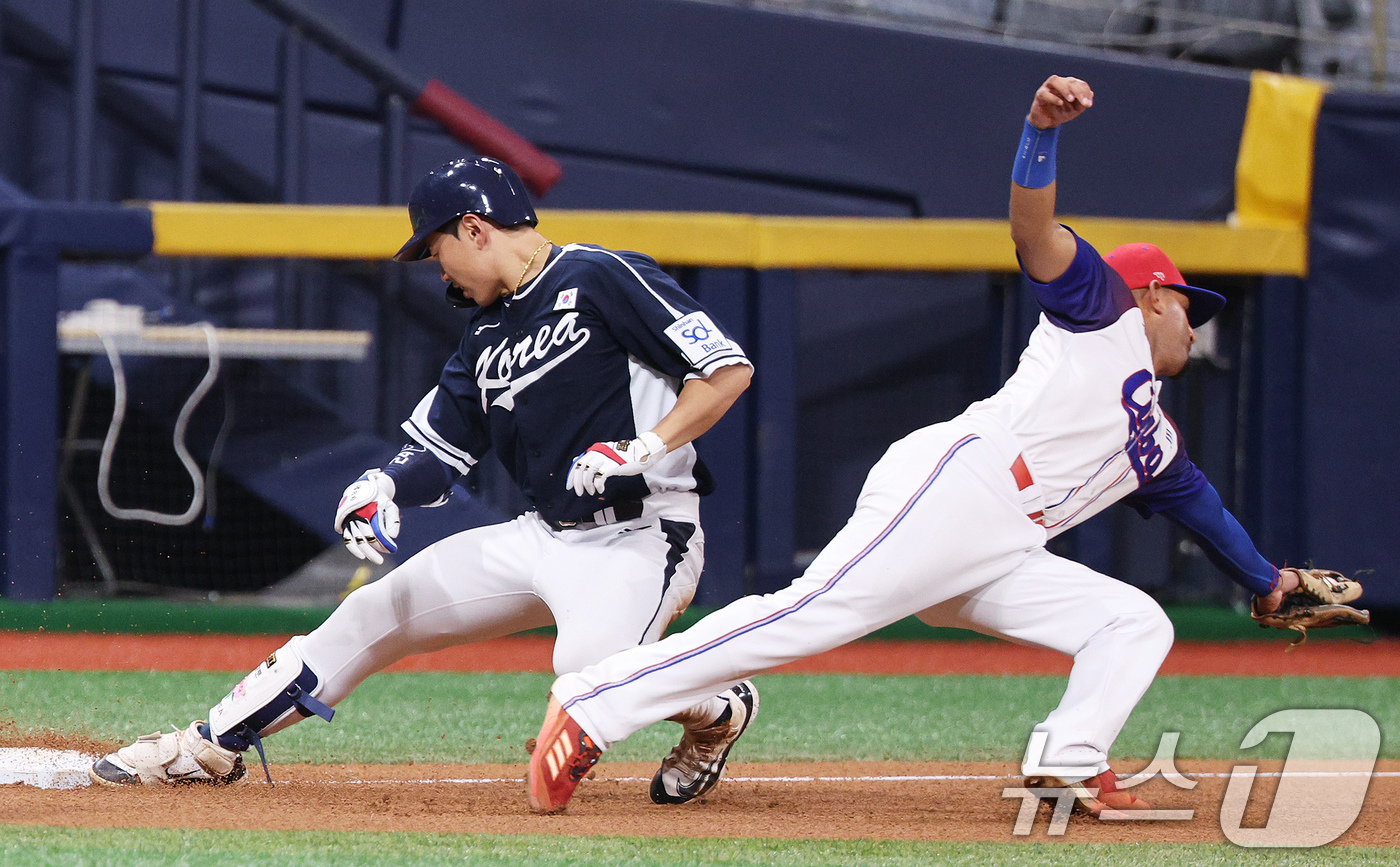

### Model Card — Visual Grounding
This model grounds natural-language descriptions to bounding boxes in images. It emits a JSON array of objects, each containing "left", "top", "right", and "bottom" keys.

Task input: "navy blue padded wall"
[
  {"left": 793, "top": 271, "right": 998, "bottom": 547},
  {"left": 1304, "top": 90, "right": 1400, "bottom": 606},
  {"left": 6, "top": 0, "right": 1251, "bottom": 217},
  {"left": 6, "top": 0, "right": 388, "bottom": 109},
  {"left": 397, "top": 0, "right": 1250, "bottom": 219}
]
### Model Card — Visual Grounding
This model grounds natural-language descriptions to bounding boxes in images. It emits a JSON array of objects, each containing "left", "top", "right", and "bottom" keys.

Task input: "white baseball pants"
[
  {"left": 248, "top": 492, "right": 715, "bottom": 737},
  {"left": 553, "top": 420, "right": 1174, "bottom": 775}
]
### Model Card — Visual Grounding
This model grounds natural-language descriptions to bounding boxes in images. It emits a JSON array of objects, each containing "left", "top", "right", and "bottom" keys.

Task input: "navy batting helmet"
[{"left": 392, "top": 157, "right": 538, "bottom": 262}]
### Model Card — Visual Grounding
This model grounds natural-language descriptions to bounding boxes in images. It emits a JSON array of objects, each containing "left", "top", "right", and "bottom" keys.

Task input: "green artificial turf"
[
  {"left": 3, "top": 669, "right": 1395, "bottom": 764},
  {"left": 1, "top": 827, "right": 1397, "bottom": 867}
]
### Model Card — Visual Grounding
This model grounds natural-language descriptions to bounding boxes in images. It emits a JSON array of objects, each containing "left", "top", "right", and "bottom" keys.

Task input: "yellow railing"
[
  {"left": 144, "top": 71, "right": 1332, "bottom": 277},
  {"left": 147, "top": 201, "right": 1306, "bottom": 276}
]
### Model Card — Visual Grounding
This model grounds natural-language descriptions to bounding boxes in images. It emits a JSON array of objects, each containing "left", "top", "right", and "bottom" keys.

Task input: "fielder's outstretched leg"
[{"left": 527, "top": 425, "right": 1044, "bottom": 812}]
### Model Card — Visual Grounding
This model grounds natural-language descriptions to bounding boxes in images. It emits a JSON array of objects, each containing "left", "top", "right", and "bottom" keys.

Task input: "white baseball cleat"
[
  {"left": 651, "top": 680, "right": 759, "bottom": 804},
  {"left": 89, "top": 721, "right": 245, "bottom": 787}
]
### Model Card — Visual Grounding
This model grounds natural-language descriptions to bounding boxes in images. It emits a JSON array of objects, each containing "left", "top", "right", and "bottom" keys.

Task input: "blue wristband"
[{"left": 1012, "top": 119, "right": 1059, "bottom": 189}]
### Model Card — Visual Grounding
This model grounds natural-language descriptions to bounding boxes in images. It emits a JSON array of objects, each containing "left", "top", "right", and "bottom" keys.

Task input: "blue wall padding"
[
  {"left": 394, "top": 0, "right": 1250, "bottom": 219},
  {"left": 1305, "top": 90, "right": 1400, "bottom": 605},
  {"left": 0, "top": 173, "right": 30, "bottom": 203},
  {"left": 1247, "top": 276, "right": 1307, "bottom": 574},
  {"left": 0, "top": 202, "right": 152, "bottom": 254},
  {"left": 5, "top": 0, "right": 1251, "bottom": 218}
]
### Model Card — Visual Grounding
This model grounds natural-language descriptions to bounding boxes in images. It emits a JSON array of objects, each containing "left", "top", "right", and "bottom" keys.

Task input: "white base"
[{"left": 0, "top": 747, "right": 98, "bottom": 789}]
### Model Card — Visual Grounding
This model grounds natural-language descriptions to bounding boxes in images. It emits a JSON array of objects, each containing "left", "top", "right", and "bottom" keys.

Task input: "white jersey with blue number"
[{"left": 963, "top": 231, "right": 1180, "bottom": 536}]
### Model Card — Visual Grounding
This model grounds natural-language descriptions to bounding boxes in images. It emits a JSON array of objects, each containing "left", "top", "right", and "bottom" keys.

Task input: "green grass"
[
  {"left": 1, "top": 827, "right": 1397, "bottom": 867},
  {"left": 3, "top": 670, "right": 1396, "bottom": 764}
]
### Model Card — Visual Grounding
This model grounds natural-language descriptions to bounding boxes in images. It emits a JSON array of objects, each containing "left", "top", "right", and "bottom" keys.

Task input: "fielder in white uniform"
[
  {"left": 90, "top": 157, "right": 760, "bottom": 806},
  {"left": 527, "top": 76, "right": 1312, "bottom": 816}
]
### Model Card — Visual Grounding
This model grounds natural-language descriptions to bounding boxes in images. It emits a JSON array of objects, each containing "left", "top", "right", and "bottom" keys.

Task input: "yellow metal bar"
[
  {"left": 1063, "top": 217, "right": 1307, "bottom": 277},
  {"left": 147, "top": 202, "right": 1306, "bottom": 276},
  {"left": 150, "top": 202, "right": 407, "bottom": 259},
  {"left": 539, "top": 209, "right": 760, "bottom": 266},
  {"left": 755, "top": 217, "right": 1016, "bottom": 270}
]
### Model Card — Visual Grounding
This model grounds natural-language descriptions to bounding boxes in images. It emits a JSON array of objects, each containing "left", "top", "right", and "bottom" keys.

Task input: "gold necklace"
[{"left": 514, "top": 241, "right": 552, "bottom": 292}]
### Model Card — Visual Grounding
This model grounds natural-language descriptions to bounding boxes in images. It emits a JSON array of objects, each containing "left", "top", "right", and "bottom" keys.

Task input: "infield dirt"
[{"left": 3, "top": 758, "right": 1397, "bottom": 845}]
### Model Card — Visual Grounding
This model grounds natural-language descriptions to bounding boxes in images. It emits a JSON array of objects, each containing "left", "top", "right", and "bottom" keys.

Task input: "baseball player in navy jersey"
[
  {"left": 525, "top": 75, "right": 1343, "bottom": 816},
  {"left": 90, "top": 156, "right": 761, "bottom": 806}
]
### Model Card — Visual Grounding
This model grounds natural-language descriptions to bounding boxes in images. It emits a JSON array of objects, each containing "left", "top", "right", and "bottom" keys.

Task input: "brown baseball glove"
[{"left": 1251, "top": 568, "right": 1370, "bottom": 648}]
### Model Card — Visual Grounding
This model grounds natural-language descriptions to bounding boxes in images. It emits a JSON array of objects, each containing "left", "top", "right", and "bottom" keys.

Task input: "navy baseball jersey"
[{"left": 404, "top": 243, "right": 751, "bottom": 523}]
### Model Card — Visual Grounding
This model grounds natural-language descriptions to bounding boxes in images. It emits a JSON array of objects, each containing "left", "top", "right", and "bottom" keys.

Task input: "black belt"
[{"left": 545, "top": 499, "right": 645, "bottom": 531}]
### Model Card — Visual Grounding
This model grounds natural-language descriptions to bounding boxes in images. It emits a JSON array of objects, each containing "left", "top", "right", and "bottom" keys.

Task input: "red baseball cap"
[{"left": 1105, "top": 243, "right": 1226, "bottom": 328}]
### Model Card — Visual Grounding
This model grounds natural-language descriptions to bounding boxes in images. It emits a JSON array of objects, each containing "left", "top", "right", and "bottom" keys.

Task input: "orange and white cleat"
[{"left": 527, "top": 695, "right": 603, "bottom": 813}]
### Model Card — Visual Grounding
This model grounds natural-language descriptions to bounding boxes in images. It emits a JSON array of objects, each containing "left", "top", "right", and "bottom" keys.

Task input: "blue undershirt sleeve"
[
  {"left": 381, "top": 444, "right": 460, "bottom": 509},
  {"left": 1017, "top": 229, "right": 1136, "bottom": 333},
  {"left": 1124, "top": 455, "right": 1279, "bottom": 596}
]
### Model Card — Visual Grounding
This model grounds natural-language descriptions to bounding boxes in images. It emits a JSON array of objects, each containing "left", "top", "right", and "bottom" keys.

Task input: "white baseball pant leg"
[
  {"left": 554, "top": 422, "right": 1047, "bottom": 749},
  {"left": 914, "top": 547, "right": 1175, "bottom": 776},
  {"left": 254, "top": 496, "right": 707, "bottom": 737}
]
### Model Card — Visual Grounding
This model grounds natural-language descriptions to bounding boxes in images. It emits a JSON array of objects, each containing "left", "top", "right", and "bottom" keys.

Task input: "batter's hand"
[
  {"left": 1028, "top": 75, "right": 1094, "bottom": 131},
  {"left": 567, "top": 431, "right": 668, "bottom": 497},
  {"left": 335, "top": 470, "right": 401, "bottom": 565}
]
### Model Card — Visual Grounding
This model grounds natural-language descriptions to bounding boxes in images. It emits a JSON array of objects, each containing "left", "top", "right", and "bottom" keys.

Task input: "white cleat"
[
  {"left": 651, "top": 680, "right": 759, "bottom": 804},
  {"left": 89, "top": 721, "right": 245, "bottom": 787}
]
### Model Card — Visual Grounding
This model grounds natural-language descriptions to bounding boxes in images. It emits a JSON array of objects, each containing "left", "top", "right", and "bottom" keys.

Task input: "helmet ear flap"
[{"left": 445, "top": 285, "right": 476, "bottom": 308}]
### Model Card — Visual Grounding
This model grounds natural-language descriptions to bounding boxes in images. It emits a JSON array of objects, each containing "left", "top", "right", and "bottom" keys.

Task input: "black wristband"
[{"left": 381, "top": 444, "right": 457, "bottom": 507}]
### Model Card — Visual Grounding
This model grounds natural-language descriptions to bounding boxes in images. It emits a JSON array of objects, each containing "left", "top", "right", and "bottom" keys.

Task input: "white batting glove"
[
  {"left": 334, "top": 470, "right": 401, "bottom": 565},
  {"left": 567, "top": 431, "right": 668, "bottom": 497}
]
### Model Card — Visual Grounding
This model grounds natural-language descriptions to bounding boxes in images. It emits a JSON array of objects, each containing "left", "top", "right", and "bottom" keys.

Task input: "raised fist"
[{"left": 1028, "top": 75, "right": 1094, "bottom": 130}]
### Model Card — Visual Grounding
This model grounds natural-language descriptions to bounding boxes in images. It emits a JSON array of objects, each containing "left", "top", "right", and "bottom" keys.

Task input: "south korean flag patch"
[
  {"left": 554, "top": 288, "right": 578, "bottom": 311},
  {"left": 664, "top": 311, "right": 735, "bottom": 368}
]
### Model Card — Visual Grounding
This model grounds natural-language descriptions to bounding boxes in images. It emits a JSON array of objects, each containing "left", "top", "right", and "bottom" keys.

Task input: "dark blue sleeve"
[
  {"left": 381, "top": 444, "right": 460, "bottom": 508},
  {"left": 401, "top": 330, "right": 493, "bottom": 475},
  {"left": 583, "top": 249, "right": 750, "bottom": 378},
  {"left": 1124, "top": 453, "right": 1280, "bottom": 596},
  {"left": 1018, "top": 228, "right": 1136, "bottom": 333}
]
